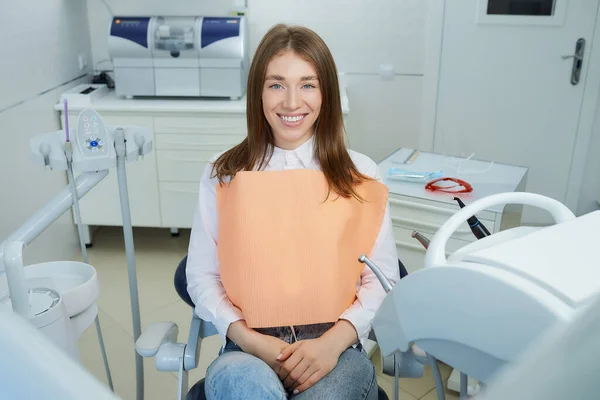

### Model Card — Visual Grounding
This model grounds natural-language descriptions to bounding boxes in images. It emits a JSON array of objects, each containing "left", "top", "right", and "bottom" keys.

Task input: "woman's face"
[{"left": 262, "top": 51, "right": 322, "bottom": 150}]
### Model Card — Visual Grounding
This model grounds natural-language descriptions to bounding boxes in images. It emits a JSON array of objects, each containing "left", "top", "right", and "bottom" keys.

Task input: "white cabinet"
[
  {"left": 378, "top": 148, "right": 528, "bottom": 273},
  {"left": 154, "top": 114, "right": 247, "bottom": 229},
  {"left": 159, "top": 182, "right": 201, "bottom": 229}
]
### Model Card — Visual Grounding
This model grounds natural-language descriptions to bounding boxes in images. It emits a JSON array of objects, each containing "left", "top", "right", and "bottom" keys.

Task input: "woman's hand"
[
  {"left": 227, "top": 320, "right": 289, "bottom": 371},
  {"left": 276, "top": 319, "right": 359, "bottom": 394},
  {"left": 276, "top": 337, "right": 343, "bottom": 394},
  {"left": 250, "top": 334, "right": 291, "bottom": 371}
]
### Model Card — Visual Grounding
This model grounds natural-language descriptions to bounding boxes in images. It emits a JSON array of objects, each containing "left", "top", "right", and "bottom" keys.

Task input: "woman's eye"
[
  {"left": 302, "top": 84, "right": 315, "bottom": 89},
  {"left": 270, "top": 84, "right": 282, "bottom": 89}
]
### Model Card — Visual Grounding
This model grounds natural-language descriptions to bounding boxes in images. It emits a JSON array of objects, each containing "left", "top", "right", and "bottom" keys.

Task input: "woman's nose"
[{"left": 283, "top": 88, "right": 301, "bottom": 110}]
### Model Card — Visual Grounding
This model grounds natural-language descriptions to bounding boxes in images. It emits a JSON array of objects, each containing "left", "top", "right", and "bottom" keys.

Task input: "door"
[{"left": 433, "top": 0, "right": 599, "bottom": 224}]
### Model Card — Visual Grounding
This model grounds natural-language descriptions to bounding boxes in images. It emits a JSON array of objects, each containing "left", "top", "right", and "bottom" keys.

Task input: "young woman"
[{"left": 186, "top": 24, "right": 400, "bottom": 400}]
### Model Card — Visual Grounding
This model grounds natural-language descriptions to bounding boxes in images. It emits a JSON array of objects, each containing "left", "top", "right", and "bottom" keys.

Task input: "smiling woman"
[
  {"left": 262, "top": 52, "right": 322, "bottom": 149},
  {"left": 186, "top": 23, "right": 400, "bottom": 400},
  {"left": 210, "top": 23, "right": 371, "bottom": 200}
]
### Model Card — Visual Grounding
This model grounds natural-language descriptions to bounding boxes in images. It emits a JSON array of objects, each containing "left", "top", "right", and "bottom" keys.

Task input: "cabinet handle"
[
  {"left": 164, "top": 188, "right": 199, "bottom": 194},
  {"left": 165, "top": 157, "right": 207, "bottom": 163},
  {"left": 396, "top": 241, "right": 454, "bottom": 257},
  {"left": 162, "top": 125, "right": 243, "bottom": 131},
  {"left": 158, "top": 141, "right": 237, "bottom": 150},
  {"left": 160, "top": 140, "right": 239, "bottom": 147},
  {"left": 389, "top": 198, "right": 457, "bottom": 217},
  {"left": 391, "top": 216, "right": 471, "bottom": 235},
  {"left": 396, "top": 241, "right": 426, "bottom": 253}
]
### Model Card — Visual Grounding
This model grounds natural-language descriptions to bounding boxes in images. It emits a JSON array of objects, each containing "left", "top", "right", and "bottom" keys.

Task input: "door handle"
[{"left": 562, "top": 38, "right": 585, "bottom": 85}]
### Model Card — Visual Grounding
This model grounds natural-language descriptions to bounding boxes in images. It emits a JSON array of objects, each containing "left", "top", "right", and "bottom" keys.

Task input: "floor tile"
[
  {"left": 78, "top": 320, "right": 178, "bottom": 400},
  {"left": 376, "top": 373, "right": 419, "bottom": 400},
  {"left": 84, "top": 227, "right": 188, "bottom": 331},
  {"left": 371, "top": 348, "right": 452, "bottom": 399},
  {"left": 420, "top": 383, "right": 461, "bottom": 400}
]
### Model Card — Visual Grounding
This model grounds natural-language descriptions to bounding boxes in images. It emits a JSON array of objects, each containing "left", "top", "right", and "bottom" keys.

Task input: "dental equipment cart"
[
  {"left": 378, "top": 147, "right": 528, "bottom": 394},
  {"left": 0, "top": 107, "right": 152, "bottom": 400}
]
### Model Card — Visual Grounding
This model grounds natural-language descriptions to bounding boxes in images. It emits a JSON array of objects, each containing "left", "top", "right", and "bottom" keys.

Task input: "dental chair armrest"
[
  {"left": 184, "top": 312, "right": 219, "bottom": 371},
  {"left": 135, "top": 322, "right": 179, "bottom": 357},
  {"left": 184, "top": 313, "right": 202, "bottom": 370}
]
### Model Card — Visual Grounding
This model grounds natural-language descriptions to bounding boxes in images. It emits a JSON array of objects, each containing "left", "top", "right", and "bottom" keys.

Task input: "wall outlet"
[{"left": 78, "top": 53, "right": 88, "bottom": 71}]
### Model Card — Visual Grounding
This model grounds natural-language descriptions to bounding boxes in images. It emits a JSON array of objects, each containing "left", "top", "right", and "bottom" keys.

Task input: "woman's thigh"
[
  {"left": 292, "top": 346, "right": 377, "bottom": 400},
  {"left": 205, "top": 344, "right": 287, "bottom": 400}
]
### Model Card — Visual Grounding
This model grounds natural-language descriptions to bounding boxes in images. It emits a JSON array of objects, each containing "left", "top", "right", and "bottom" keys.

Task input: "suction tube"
[
  {"left": 64, "top": 135, "right": 114, "bottom": 392},
  {"left": 114, "top": 127, "right": 144, "bottom": 400}
]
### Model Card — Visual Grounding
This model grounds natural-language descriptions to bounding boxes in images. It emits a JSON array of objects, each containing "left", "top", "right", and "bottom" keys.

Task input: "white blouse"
[{"left": 186, "top": 135, "right": 401, "bottom": 347}]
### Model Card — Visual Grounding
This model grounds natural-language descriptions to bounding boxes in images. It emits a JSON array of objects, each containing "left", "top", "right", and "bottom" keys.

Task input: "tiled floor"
[{"left": 76, "top": 226, "right": 460, "bottom": 400}]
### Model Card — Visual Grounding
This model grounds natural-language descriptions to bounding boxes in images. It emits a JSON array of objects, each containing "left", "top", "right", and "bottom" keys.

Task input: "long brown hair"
[{"left": 211, "top": 24, "right": 371, "bottom": 199}]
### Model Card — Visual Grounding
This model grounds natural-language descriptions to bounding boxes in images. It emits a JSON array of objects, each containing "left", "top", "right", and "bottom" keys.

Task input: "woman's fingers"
[
  {"left": 284, "top": 358, "right": 311, "bottom": 389},
  {"left": 292, "top": 369, "right": 326, "bottom": 394}
]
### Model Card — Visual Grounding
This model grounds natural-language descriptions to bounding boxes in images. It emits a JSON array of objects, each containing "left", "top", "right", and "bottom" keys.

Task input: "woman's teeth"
[{"left": 280, "top": 115, "right": 305, "bottom": 122}]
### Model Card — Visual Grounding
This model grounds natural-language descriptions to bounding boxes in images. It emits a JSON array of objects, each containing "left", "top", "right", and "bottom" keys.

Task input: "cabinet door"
[
  {"left": 65, "top": 114, "right": 160, "bottom": 227},
  {"left": 393, "top": 226, "right": 470, "bottom": 273},
  {"left": 159, "top": 182, "right": 199, "bottom": 229}
]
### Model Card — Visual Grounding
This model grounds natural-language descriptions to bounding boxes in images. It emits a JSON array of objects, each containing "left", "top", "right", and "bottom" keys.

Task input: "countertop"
[{"left": 378, "top": 148, "right": 529, "bottom": 214}]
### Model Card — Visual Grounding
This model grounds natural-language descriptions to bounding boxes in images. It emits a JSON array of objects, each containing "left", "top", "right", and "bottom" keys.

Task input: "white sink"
[{"left": 0, "top": 261, "right": 99, "bottom": 318}]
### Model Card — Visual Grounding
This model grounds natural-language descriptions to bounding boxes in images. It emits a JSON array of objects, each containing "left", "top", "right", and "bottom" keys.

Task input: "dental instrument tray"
[
  {"left": 60, "top": 84, "right": 109, "bottom": 107},
  {"left": 387, "top": 167, "right": 443, "bottom": 183}
]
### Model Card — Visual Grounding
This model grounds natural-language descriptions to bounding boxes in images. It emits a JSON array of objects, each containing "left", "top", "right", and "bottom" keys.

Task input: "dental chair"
[{"left": 135, "top": 255, "right": 444, "bottom": 400}]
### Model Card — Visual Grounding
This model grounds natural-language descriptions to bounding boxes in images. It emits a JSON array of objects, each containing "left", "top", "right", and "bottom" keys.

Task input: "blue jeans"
[{"left": 205, "top": 340, "right": 378, "bottom": 400}]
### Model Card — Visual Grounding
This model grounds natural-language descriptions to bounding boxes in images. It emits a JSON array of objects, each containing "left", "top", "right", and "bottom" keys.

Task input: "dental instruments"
[
  {"left": 391, "top": 149, "right": 420, "bottom": 164},
  {"left": 387, "top": 168, "right": 443, "bottom": 183},
  {"left": 453, "top": 197, "right": 490, "bottom": 239},
  {"left": 411, "top": 231, "right": 431, "bottom": 249}
]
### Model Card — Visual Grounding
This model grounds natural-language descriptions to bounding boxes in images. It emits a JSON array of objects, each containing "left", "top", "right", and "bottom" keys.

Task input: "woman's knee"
[{"left": 205, "top": 352, "right": 287, "bottom": 400}]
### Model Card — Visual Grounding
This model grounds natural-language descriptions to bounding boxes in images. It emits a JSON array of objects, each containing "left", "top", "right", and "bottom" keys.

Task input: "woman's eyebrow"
[{"left": 264, "top": 75, "right": 319, "bottom": 81}]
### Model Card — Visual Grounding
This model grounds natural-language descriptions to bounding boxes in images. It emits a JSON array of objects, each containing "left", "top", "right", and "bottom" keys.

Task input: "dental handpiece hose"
[
  {"left": 114, "top": 127, "right": 144, "bottom": 400},
  {"left": 453, "top": 196, "right": 491, "bottom": 239},
  {"left": 64, "top": 136, "right": 114, "bottom": 392}
]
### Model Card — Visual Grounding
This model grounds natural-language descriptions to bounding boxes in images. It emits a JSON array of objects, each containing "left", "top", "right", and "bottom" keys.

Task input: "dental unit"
[
  {"left": 363, "top": 192, "right": 600, "bottom": 400},
  {"left": 0, "top": 103, "right": 152, "bottom": 400}
]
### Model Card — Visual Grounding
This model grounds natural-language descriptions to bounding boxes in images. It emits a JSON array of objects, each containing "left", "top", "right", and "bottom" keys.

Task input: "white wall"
[
  {"left": 85, "top": 0, "right": 426, "bottom": 162},
  {"left": 248, "top": 0, "right": 426, "bottom": 161},
  {"left": 0, "top": 0, "right": 92, "bottom": 264},
  {"left": 577, "top": 100, "right": 600, "bottom": 216}
]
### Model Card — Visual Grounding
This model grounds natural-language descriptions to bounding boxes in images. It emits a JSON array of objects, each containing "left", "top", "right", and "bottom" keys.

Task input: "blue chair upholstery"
[{"left": 174, "top": 255, "right": 394, "bottom": 400}]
